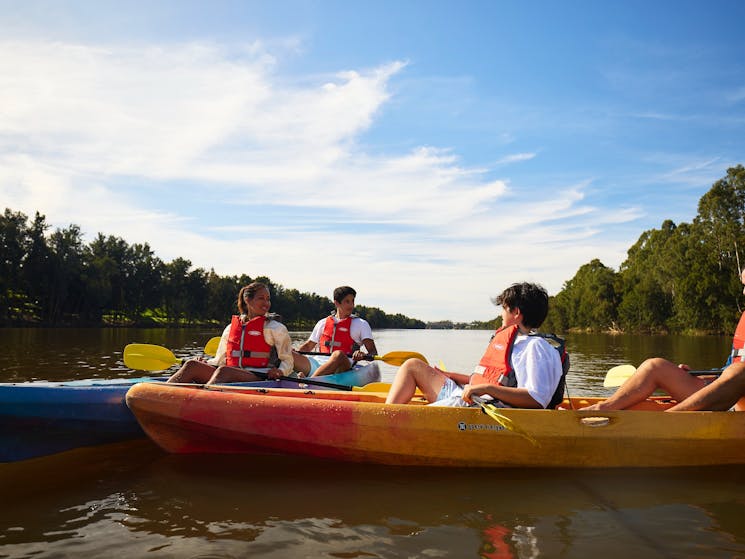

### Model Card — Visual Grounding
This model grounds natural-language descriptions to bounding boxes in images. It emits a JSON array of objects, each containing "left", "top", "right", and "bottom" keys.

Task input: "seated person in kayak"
[
  {"left": 293, "top": 285, "right": 378, "bottom": 377},
  {"left": 167, "top": 281, "right": 293, "bottom": 384},
  {"left": 385, "top": 282, "right": 563, "bottom": 408},
  {"left": 582, "top": 270, "right": 745, "bottom": 412}
]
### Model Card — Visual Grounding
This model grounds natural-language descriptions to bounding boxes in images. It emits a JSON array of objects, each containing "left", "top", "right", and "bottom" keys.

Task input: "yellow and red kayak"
[{"left": 125, "top": 382, "right": 745, "bottom": 468}]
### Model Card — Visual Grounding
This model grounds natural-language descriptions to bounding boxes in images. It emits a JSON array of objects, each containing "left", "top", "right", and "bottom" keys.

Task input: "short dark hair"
[
  {"left": 333, "top": 285, "right": 357, "bottom": 303},
  {"left": 494, "top": 282, "right": 549, "bottom": 329}
]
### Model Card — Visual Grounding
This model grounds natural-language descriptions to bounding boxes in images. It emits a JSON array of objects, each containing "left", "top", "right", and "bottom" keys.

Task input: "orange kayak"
[{"left": 126, "top": 383, "right": 745, "bottom": 468}]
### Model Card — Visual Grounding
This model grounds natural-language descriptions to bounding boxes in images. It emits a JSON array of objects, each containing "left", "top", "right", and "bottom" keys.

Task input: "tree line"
[
  {"left": 5, "top": 165, "right": 743, "bottom": 334},
  {"left": 0, "top": 209, "right": 425, "bottom": 330},
  {"left": 542, "top": 165, "right": 745, "bottom": 335}
]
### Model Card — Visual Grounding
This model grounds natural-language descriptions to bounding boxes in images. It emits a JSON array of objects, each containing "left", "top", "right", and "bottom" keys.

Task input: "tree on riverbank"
[
  {"left": 543, "top": 165, "right": 745, "bottom": 335},
  {"left": 0, "top": 209, "right": 425, "bottom": 329}
]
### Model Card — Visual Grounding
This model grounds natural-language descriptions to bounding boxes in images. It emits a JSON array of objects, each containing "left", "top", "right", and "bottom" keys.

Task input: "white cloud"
[{"left": 0, "top": 39, "right": 637, "bottom": 322}]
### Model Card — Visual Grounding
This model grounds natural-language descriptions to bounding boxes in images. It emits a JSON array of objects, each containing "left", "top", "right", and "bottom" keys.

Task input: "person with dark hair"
[
  {"left": 293, "top": 285, "right": 378, "bottom": 377},
  {"left": 385, "top": 282, "right": 563, "bottom": 408},
  {"left": 167, "top": 281, "right": 293, "bottom": 384}
]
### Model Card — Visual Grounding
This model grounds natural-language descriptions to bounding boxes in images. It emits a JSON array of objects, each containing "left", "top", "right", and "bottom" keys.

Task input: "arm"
[
  {"left": 462, "top": 383, "right": 543, "bottom": 408},
  {"left": 442, "top": 370, "right": 472, "bottom": 386},
  {"left": 267, "top": 321, "right": 294, "bottom": 375},
  {"left": 296, "top": 339, "right": 317, "bottom": 352},
  {"left": 296, "top": 318, "right": 324, "bottom": 352},
  {"left": 206, "top": 325, "right": 230, "bottom": 366},
  {"left": 353, "top": 338, "right": 378, "bottom": 361}
]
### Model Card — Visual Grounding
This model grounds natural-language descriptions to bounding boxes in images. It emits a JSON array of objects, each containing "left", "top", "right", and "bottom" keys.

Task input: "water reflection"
[{"left": 2, "top": 441, "right": 745, "bottom": 558}]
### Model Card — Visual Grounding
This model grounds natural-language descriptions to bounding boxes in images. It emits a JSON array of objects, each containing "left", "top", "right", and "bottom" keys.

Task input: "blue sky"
[{"left": 1, "top": 0, "right": 744, "bottom": 322}]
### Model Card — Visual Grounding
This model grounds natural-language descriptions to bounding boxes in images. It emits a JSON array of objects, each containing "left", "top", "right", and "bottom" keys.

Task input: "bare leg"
[
  {"left": 293, "top": 351, "right": 312, "bottom": 377},
  {"left": 208, "top": 366, "right": 264, "bottom": 385},
  {"left": 583, "top": 357, "right": 707, "bottom": 410},
  {"left": 312, "top": 350, "right": 352, "bottom": 377},
  {"left": 167, "top": 359, "right": 216, "bottom": 383},
  {"left": 385, "top": 358, "right": 447, "bottom": 404},
  {"left": 668, "top": 361, "right": 745, "bottom": 411}
]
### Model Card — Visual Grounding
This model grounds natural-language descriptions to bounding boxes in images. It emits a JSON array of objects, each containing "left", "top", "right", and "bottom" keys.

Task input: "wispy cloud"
[
  {"left": 493, "top": 153, "right": 536, "bottom": 165},
  {"left": 0, "top": 39, "right": 641, "bottom": 321}
]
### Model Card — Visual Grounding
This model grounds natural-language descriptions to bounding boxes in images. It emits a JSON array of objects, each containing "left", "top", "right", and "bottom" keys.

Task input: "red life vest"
[
  {"left": 471, "top": 324, "right": 520, "bottom": 387},
  {"left": 225, "top": 315, "right": 272, "bottom": 368},
  {"left": 319, "top": 315, "right": 356, "bottom": 354},
  {"left": 730, "top": 310, "right": 745, "bottom": 363}
]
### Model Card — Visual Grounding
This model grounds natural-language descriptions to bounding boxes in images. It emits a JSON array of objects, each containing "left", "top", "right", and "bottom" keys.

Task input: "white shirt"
[
  {"left": 473, "top": 334, "right": 562, "bottom": 409},
  {"left": 208, "top": 317, "right": 294, "bottom": 374}
]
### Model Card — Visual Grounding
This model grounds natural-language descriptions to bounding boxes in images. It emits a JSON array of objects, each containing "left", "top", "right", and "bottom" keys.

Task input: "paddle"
[
  {"left": 236, "top": 369, "right": 359, "bottom": 391},
  {"left": 298, "top": 350, "right": 428, "bottom": 366},
  {"left": 204, "top": 336, "right": 221, "bottom": 356},
  {"left": 603, "top": 364, "right": 723, "bottom": 388},
  {"left": 471, "top": 395, "right": 539, "bottom": 446},
  {"left": 124, "top": 341, "right": 218, "bottom": 371}
]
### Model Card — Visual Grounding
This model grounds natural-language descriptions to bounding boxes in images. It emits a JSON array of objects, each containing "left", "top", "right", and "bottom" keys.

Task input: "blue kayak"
[{"left": 0, "top": 362, "right": 380, "bottom": 462}]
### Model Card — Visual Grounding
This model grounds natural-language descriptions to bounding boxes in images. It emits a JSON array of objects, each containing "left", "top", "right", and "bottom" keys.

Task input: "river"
[{"left": 1, "top": 327, "right": 744, "bottom": 558}]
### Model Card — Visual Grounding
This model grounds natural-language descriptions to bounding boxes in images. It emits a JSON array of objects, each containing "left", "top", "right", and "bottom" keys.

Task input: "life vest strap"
[{"left": 230, "top": 350, "right": 271, "bottom": 358}]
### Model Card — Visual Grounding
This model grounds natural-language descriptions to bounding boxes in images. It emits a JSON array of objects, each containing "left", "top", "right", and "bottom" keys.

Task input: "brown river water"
[{"left": 1, "top": 327, "right": 744, "bottom": 558}]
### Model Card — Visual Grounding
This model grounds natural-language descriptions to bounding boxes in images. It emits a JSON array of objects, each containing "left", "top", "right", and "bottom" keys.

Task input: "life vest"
[
  {"left": 472, "top": 325, "right": 570, "bottom": 409},
  {"left": 319, "top": 315, "right": 357, "bottom": 354},
  {"left": 729, "top": 310, "right": 745, "bottom": 363},
  {"left": 472, "top": 325, "right": 520, "bottom": 387},
  {"left": 225, "top": 315, "right": 272, "bottom": 369}
]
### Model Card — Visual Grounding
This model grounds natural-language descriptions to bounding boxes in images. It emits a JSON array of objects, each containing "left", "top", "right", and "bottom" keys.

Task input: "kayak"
[
  {"left": 126, "top": 384, "right": 745, "bottom": 468},
  {"left": 0, "top": 361, "right": 380, "bottom": 462}
]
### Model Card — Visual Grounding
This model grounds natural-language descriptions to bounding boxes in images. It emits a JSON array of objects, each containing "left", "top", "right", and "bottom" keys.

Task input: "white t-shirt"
[
  {"left": 309, "top": 315, "right": 374, "bottom": 347},
  {"left": 473, "top": 334, "right": 562, "bottom": 408}
]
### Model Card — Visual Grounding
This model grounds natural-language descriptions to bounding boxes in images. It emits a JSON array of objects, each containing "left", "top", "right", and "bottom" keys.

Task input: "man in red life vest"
[
  {"left": 583, "top": 268, "right": 745, "bottom": 411},
  {"left": 294, "top": 286, "right": 378, "bottom": 377},
  {"left": 386, "top": 282, "right": 563, "bottom": 408}
]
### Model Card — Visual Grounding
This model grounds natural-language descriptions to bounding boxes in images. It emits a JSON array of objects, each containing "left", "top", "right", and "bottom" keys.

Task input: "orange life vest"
[
  {"left": 319, "top": 315, "right": 357, "bottom": 354},
  {"left": 729, "top": 310, "right": 745, "bottom": 363},
  {"left": 225, "top": 315, "right": 272, "bottom": 368},
  {"left": 471, "top": 324, "right": 520, "bottom": 386},
  {"left": 471, "top": 326, "right": 570, "bottom": 409}
]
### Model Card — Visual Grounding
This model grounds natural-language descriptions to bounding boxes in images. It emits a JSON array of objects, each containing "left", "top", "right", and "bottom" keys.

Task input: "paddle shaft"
[{"left": 246, "top": 369, "right": 353, "bottom": 390}]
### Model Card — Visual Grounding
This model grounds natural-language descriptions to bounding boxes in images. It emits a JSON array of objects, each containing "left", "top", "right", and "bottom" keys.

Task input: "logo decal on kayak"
[{"left": 458, "top": 421, "right": 506, "bottom": 432}]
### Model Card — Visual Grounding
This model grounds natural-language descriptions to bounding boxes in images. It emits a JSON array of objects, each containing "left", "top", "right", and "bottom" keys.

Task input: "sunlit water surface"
[{"left": 1, "top": 327, "right": 743, "bottom": 558}]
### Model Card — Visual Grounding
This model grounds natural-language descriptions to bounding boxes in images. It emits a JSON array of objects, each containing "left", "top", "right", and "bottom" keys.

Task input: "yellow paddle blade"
[
  {"left": 123, "top": 343, "right": 180, "bottom": 371},
  {"left": 352, "top": 382, "right": 424, "bottom": 396},
  {"left": 204, "top": 336, "right": 221, "bottom": 356},
  {"left": 374, "top": 351, "right": 428, "bottom": 366},
  {"left": 472, "top": 396, "right": 539, "bottom": 446},
  {"left": 603, "top": 364, "right": 637, "bottom": 388}
]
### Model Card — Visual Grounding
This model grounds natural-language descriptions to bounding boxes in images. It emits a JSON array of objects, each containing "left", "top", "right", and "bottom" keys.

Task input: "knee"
[
  {"left": 330, "top": 350, "right": 347, "bottom": 362},
  {"left": 640, "top": 357, "right": 669, "bottom": 369}
]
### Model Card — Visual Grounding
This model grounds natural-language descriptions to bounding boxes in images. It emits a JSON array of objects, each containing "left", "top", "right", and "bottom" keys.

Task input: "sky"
[{"left": 1, "top": 0, "right": 744, "bottom": 323}]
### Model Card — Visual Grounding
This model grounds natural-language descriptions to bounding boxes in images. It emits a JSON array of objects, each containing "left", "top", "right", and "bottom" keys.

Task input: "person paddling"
[{"left": 293, "top": 286, "right": 378, "bottom": 377}]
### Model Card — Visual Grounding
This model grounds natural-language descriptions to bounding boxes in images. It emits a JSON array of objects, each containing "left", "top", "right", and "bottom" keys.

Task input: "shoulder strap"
[{"left": 528, "top": 332, "right": 570, "bottom": 408}]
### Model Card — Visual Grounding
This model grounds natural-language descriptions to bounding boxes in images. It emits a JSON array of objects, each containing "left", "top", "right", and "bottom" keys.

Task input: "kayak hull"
[
  {"left": 0, "top": 362, "right": 380, "bottom": 462},
  {"left": 126, "top": 384, "right": 745, "bottom": 468}
]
